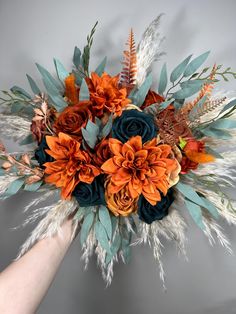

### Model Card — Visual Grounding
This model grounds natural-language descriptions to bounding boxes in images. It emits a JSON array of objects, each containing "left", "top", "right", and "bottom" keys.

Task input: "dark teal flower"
[
  {"left": 112, "top": 109, "right": 158, "bottom": 143},
  {"left": 35, "top": 137, "right": 54, "bottom": 168},
  {"left": 138, "top": 189, "right": 174, "bottom": 224},
  {"left": 73, "top": 176, "right": 106, "bottom": 207}
]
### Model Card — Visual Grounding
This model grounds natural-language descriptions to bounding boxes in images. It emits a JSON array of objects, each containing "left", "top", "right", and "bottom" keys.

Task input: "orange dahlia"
[
  {"left": 44, "top": 132, "right": 100, "bottom": 199},
  {"left": 101, "top": 136, "right": 179, "bottom": 206},
  {"left": 86, "top": 72, "right": 131, "bottom": 117}
]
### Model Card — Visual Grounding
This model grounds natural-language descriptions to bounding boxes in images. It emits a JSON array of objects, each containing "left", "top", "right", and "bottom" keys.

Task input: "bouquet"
[{"left": 1, "top": 15, "right": 236, "bottom": 286}]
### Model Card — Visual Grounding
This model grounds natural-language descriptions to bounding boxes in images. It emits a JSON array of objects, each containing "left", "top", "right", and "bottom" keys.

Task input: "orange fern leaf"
[
  {"left": 181, "top": 64, "right": 217, "bottom": 116},
  {"left": 119, "top": 29, "right": 137, "bottom": 90},
  {"left": 64, "top": 74, "right": 79, "bottom": 105}
]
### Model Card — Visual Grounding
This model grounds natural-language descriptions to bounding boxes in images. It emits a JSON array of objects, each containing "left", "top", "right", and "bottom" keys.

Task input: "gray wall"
[{"left": 1, "top": 0, "right": 236, "bottom": 313}]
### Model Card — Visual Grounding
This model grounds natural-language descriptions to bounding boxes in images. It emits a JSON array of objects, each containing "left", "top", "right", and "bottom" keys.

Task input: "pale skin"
[{"left": 0, "top": 218, "right": 75, "bottom": 314}]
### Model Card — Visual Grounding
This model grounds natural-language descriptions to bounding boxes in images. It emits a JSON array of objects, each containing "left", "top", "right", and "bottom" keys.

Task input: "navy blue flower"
[
  {"left": 35, "top": 137, "right": 54, "bottom": 168},
  {"left": 73, "top": 176, "right": 106, "bottom": 207},
  {"left": 138, "top": 189, "right": 174, "bottom": 224},
  {"left": 112, "top": 109, "right": 158, "bottom": 143}
]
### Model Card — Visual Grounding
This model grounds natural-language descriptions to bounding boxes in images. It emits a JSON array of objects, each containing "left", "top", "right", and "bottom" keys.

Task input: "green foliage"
[
  {"left": 10, "top": 86, "right": 31, "bottom": 99},
  {"left": 79, "top": 79, "right": 90, "bottom": 101},
  {"left": 98, "top": 205, "right": 112, "bottom": 240},
  {"left": 26, "top": 74, "right": 41, "bottom": 95},
  {"left": 54, "top": 58, "right": 69, "bottom": 83},
  {"left": 80, "top": 211, "right": 95, "bottom": 245},
  {"left": 81, "top": 120, "right": 100, "bottom": 148},
  {"left": 158, "top": 63, "right": 167, "bottom": 95},
  {"left": 184, "top": 199, "right": 205, "bottom": 230},
  {"left": 20, "top": 134, "right": 35, "bottom": 145},
  {"left": 129, "top": 73, "right": 152, "bottom": 106},
  {"left": 183, "top": 51, "right": 210, "bottom": 77},
  {"left": 73, "top": 46, "right": 82, "bottom": 69},
  {"left": 95, "top": 221, "right": 111, "bottom": 254},
  {"left": 81, "top": 21, "right": 98, "bottom": 76},
  {"left": 170, "top": 54, "right": 192, "bottom": 83},
  {"left": 1, "top": 178, "right": 25, "bottom": 199},
  {"left": 24, "top": 181, "right": 43, "bottom": 192},
  {"left": 95, "top": 56, "right": 107, "bottom": 76}
]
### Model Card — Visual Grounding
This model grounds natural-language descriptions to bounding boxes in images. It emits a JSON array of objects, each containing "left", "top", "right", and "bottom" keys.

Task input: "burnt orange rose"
[
  {"left": 141, "top": 90, "right": 165, "bottom": 109},
  {"left": 53, "top": 101, "right": 92, "bottom": 140},
  {"left": 105, "top": 181, "right": 138, "bottom": 216},
  {"left": 86, "top": 72, "right": 131, "bottom": 117},
  {"left": 44, "top": 132, "right": 100, "bottom": 199}
]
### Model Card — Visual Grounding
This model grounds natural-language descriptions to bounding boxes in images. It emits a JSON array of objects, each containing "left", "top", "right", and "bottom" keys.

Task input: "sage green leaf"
[
  {"left": 81, "top": 120, "right": 99, "bottom": 148},
  {"left": 101, "top": 115, "right": 112, "bottom": 138},
  {"left": 24, "top": 181, "right": 42, "bottom": 192},
  {"left": 173, "top": 83, "right": 203, "bottom": 100},
  {"left": 3, "top": 178, "right": 25, "bottom": 198},
  {"left": 183, "top": 51, "right": 210, "bottom": 77},
  {"left": 20, "top": 134, "right": 35, "bottom": 145},
  {"left": 158, "top": 63, "right": 167, "bottom": 95},
  {"left": 11, "top": 102, "right": 25, "bottom": 114},
  {"left": 79, "top": 79, "right": 90, "bottom": 101},
  {"left": 111, "top": 215, "right": 118, "bottom": 236},
  {"left": 180, "top": 79, "right": 204, "bottom": 89},
  {"left": 54, "top": 58, "right": 69, "bottom": 83},
  {"left": 121, "top": 238, "right": 131, "bottom": 264},
  {"left": 73, "top": 46, "right": 81, "bottom": 69},
  {"left": 106, "top": 232, "right": 121, "bottom": 264},
  {"left": 26, "top": 74, "right": 41, "bottom": 95},
  {"left": 95, "top": 221, "right": 111, "bottom": 254},
  {"left": 10, "top": 86, "right": 31, "bottom": 99},
  {"left": 131, "top": 73, "right": 152, "bottom": 107},
  {"left": 201, "top": 128, "right": 232, "bottom": 139},
  {"left": 95, "top": 57, "right": 107, "bottom": 76},
  {"left": 80, "top": 212, "right": 95, "bottom": 245},
  {"left": 0, "top": 169, "right": 5, "bottom": 176},
  {"left": 74, "top": 207, "right": 86, "bottom": 221},
  {"left": 176, "top": 182, "right": 205, "bottom": 207},
  {"left": 36, "top": 63, "right": 63, "bottom": 92},
  {"left": 189, "top": 95, "right": 208, "bottom": 119},
  {"left": 185, "top": 199, "right": 205, "bottom": 230},
  {"left": 48, "top": 94, "right": 67, "bottom": 112},
  {"left": 209, "top": 119, "right": 236, "bottom": 129},
  {"left": 99, "top": 205, "right": 112, "bottom": 240},
  {"left": 200, "top": 197, "right": 219, "bottom": 219},
  {"left": 219, "top": 98, "right": 236, "bottom": 115},
  {"left": 170, "top": 54, "right": 192, "bottom": 83}
]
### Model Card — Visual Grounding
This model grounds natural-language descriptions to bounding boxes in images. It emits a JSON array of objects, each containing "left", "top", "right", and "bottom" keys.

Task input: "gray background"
[{"left": 1, "top": 0, "right": 236, "bottom": 313}]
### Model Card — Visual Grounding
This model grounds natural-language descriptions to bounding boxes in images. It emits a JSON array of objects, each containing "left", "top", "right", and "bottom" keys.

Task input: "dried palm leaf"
[{"left": 136, "top": 14, "right": 165, "bottom": 86}]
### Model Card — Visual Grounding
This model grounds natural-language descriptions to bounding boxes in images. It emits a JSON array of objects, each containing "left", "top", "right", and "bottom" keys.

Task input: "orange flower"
[
  {"left": 86, "top": 72, "right": 131, "bottom": 117},
  {"left": 105, "top": 181, "right": 138, "bottom": 216},
  {"left": 141, "top": 90, "right": 165, "bottom": 109},
  {"left": 53, "top": 101, "right": 92, "bottom": 140},
  {"left": 101, "top": 136, "right": 178, "bottom": 206},
  {"left": 94, "top": 138, "right": 112, "bottom": 167},
  {"left": 64, "top": 74, "right": 79, "bottom": 105},
  {"left": 44, "top": 132, "right": 100, "bottom": 199}
]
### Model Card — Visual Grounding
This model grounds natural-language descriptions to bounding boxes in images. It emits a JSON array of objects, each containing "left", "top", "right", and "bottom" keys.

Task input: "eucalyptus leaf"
[
  {"left": 159, "top": 99, "right": 173, "bottom": 109},
  {"left": 131, "top": 73, "right": 152, "bottom": 107},
  {"left": 98, "top": 205, "right": 112, "bottom": 240},
  {"left": 173, "top": 83, "right": 203, "bottom": 100},
  {"left": 20, "top": 134, "right": 35, "bottom": 145},
  {"left": 106, "top": 232, "right": 121, "bottom": 264},
  {"left": 219, "top": 98, "right": 236, "bottom": 115},
  {"left": 201, "top": 128, "right": 232, "bottom": 140},
  {"left": 11, "top": 102, "right": 25, "bottom": 114},
  {"left": 36, "top": 63, "right": 63, "bottom": 92},
  {"left": 158, "top": 63, "right": 167, "bottom": 95},
  {"left": 205, "top": 146, "right": 223, "bottom": 159},
  {"left": 209, "top": 119, "right": 236, "bottom": 129},
  {"left": 79, "top": 79, "right": 90, "bottom": 101},
  {"left": 183, "top": 51, "right": 210, "bottom": 77},
  {"left": 10, "top": 86, "right": 31, "bottom": 99},
  {"left": 54, "top": 58, "right": 69, "bottom": 83},
  {"left": 81, "top": 120, "right": 99, "bottom": 149},
  {"left": 100, "top": 115, "right": 113, "bottom": 138},
  {"left": 80, "top": 212, "right": 95, "bottom": 245},
  {"left": 73, "top": 46, "right": 81, "bottom": 69},
  {"left": 170, "top": 54, "right": 192, "bottom": 83},
  {"left": 24, "top": 181, "right": 42, "bottom": 192},
  {"left": 95, "top": 57, "right": 107, "bottom": 76},
  {"left": 185, "top": 199, "right": 205, "bottom": 230},
  {"left": 48, "top": 94, "right": 68, "bottom": 112},
  {"left": 200, "top": 197, "right": 219, "bottom": 219},
  {"left": 180, "top": 79, "right": 204, "bottom": 89},
  {"left": 3, "top": 178, "right": 25, "bottom": 198},
  {"left": 176, "top": 182, "right": 205, "bottom": 208},
  {"left": 121, "top": 238, "right": 131, "bottom": 264},
  {"left": 95, "top": 221, "right": 111, "bottom": 254},
  {"left": 26, "top": 74, "right": 41, "bottom": 95}
]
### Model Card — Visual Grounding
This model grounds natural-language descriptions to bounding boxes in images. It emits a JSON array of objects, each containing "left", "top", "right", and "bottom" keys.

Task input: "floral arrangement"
[{"left": 1, "top": 15, "right": 236, "bottom": 286}]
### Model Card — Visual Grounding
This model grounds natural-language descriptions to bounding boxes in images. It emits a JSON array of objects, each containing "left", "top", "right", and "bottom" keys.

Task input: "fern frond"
[
  {"left": 119, "top": 29, "right": 137, "bottom": 90},
  {"left": 181, "top": 64, "right": 217, "bottom": 116}
]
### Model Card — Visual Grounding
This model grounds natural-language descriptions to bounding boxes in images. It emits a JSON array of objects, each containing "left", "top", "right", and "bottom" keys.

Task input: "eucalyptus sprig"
[
  {"left": 190, "top": 65, "right": 236, "bottom": 82},
  {"left": 82, "top": 21, "right": 98, "bottom": 76}
]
